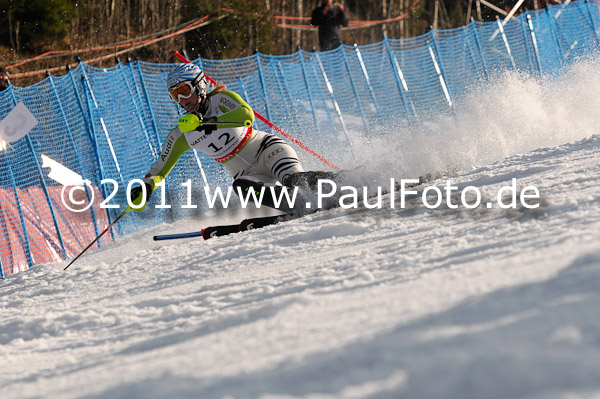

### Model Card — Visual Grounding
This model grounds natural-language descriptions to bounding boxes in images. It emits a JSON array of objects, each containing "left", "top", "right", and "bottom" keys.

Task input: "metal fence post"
[
  {"left": 0, "top": 108, "right": 34, "bottom": 271},
  {"left": 133, "top": 61, "right": 178, "bottom": 220},
  {"left": 275, "top": 60, "right": 307, "bottom": 136},
  {"left": 496, "top": 18, "right": 517, "bottom": 68},
  {"left": 68, "top": 66, "right": 114, "bottom": 241},
  {"left": 546, "top": 7, "right": 566, "bottom": 62},
  {"left": 236, "top": 77, "right": 251, "bottom": 105},
  {"left": 80, "top": 64, "right": 126, "bottom": 190},
  {"left": 9, "top": 87, "right": 67, "bottom": 260},
  {"left": 118, "top": 61, "right": 156, "bottom": 158},
  {"left": 384, "top": 37, "right": 417, "bottom": 123},
  {"left": 354, "top": 43, "right": 383, "bottom": 122},
  {"left": 133, "top": 61, "right": 162, "bottom": 156},
  {"left": 255, "top": 53, "right": 273, "bottom": 124},
  {"left": 520, "top": 14, "right": 537, "bottom": 73},
  {"left": 1, "top": 156, "right": 34, "bottom": 271},
  {"left": 430, "top": 31, "right": 455, "bottom": 110},
  {"left": 49, "top": 75, "right": 101, "bottom": 242},
  {"left": 470, "top": 20, "right": 490, "bottom": 79},
  {"left": 340, "top": 46, "right": 371, "bottom": 137},
  {"left": 79, "top": 66, "right": 119, "bottom": 237},
  {"left": 313, "top": 52, "right": 351, "bottom": 143},
  {"left": 585, "top": 0, "right": 600, "bottom": 46},
  {"left": 298, "top": 51, "right": 322, "bottom": 136},
  {"left": 526, "top": 14, "right": 543, "bottom": 74}
]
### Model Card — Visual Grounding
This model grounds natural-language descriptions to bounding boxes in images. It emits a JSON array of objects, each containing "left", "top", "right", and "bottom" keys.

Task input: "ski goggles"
[{"left": 168, "top": 81, "right": 196, "bottom": 103}]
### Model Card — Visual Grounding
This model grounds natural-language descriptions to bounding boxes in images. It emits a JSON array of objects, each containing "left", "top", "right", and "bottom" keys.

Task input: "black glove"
[
  {"left": 196, "top": 116, "right": 217, "bottom": 135},
  {"left": 130, "top": 182, "right": 153, "bottom": 203}
]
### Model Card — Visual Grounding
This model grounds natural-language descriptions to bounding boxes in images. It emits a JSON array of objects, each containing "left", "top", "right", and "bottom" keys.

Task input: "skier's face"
[{"left": 179, "top": 91, "right": 200, "bottom": 114}]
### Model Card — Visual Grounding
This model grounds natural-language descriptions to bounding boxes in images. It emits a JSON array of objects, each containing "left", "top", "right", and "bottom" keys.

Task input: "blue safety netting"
[{"left": 1, "top": 1, "right": 599, "bottom": 277}]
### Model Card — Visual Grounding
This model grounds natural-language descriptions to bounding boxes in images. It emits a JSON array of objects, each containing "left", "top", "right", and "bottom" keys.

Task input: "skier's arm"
[
  {"left": 143, "top": 127, "right": 191, "bottom": 190},
  {"left": 210, "top": 91, "right": 255, "bottom": 127}
]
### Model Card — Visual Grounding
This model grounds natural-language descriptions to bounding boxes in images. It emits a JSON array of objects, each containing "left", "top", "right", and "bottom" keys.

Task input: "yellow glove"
[{"left": 178, "top": 114, "right": 202, "bottom": 132}]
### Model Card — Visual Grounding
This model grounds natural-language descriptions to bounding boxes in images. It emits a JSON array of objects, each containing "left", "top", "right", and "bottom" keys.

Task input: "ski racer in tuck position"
[{"left": 130, "top": 63, "right": 332, "bottom": 211}]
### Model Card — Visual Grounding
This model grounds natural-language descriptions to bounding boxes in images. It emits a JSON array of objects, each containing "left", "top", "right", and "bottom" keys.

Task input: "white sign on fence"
[
  {"left": 0, "top": 102, "right": 38, "bottom": 144},
  {"left": 41, "top": 154, "right": 90, "bottom": 187}
]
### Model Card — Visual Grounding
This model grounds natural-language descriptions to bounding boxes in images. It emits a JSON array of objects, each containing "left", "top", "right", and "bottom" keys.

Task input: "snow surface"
[{"left": 2, "top": 60, "right": 600, "bottom": 399}]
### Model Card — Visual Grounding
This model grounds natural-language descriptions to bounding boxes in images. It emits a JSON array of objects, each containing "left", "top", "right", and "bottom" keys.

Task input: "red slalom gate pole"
[{"left": 173, "top": 51, "right": 340, "bottom": 171}]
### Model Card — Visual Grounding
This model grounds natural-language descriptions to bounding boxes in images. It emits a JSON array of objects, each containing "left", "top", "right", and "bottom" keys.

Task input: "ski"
[
  {"left": 153, "top": 215, "right": 285, "bottom": 241},
  {"left": 153, "top": 171, "right": 443, "bottom": 242}
]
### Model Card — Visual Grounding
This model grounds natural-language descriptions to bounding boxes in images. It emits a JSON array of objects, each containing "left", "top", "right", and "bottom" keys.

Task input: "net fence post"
[
  {"left": 495, "top": 18, "right": 517, "bottom": 69},
  {"left": 80, "top": 64, "right": 126, "bottom": 193},
  {"left": 520, "top": 14, "right": 538, "bottom": 74},
  {"left": 255, "top": 53, "right": 273, "bottom": 125},
  {"left": 48, "top": 75, "right": 101, "bottom": 244},
  {"left": 67, "top": 66, "right": 112, "bottom": 241},
  {"left": 273, "top": 59, "right": 304, "bottom": 134},
  {"left": 134, "top": 61, "right": 177, "bottom": 221},
  {"left": 585, "top": 1, "right": 600, "bottom": 47},
  {"left": 384, "top": 37, "right": 417, "bottom": 124},
  {"left": 546, "top": 7, "right": 566, "bottom": 62},
  {"left": 354, "top": 43, "right": 383, "bottom": 123},
  {"left": 2, "top": 159, "right": 33, "bottom": 272},
  {"left": 313, "top": 52, "right": 351, "bottom": 144},
  {"left": 526, "top": 14, "right": 543, "bottom": 74},
  {"left": 429, "top": 31, "right": 455, "bottom": 111},
  {"left": 236, "top": 77, "right": 251, "bottom": 105},
  {"left": 470, "top": 20, "right": 490, "bottom": 80},
  {"left": 68, "top": 64, "right": 115, "bottom": 241},
  {"left": 79, "top": 66, "right": 119, "bottom": 237},
  {"left": 340, "top": 46, "right": 371, "bottom": 137},
  {"left": 0, "top": 102, "right": 34, "bottom": 271},
  {"left": 118, "top": 61, "right": 156, "bottom": 159},
  {"left": 133, "top": 61, "right": 161, "bottom": 157},
  {"left": 9, "top": 86, "right": 67, "bottom": 260},
  {"left": 297, "top": 50, "right": 322, "bottom": 137}
]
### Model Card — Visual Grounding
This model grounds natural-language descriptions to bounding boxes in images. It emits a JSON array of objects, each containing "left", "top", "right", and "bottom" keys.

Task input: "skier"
[{"left": 131, "top": 63, "right": 329, "bottom": 211}]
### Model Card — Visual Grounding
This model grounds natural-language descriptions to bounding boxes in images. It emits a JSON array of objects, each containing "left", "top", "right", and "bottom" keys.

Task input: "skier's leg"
[
  {"left": 232, "top": 177, "right": 299, "bottom": 212},
  {"left": 282, "top": 170, "right": 341, "bottom": 190},
  {"left": 251, "top": 132, "right": 304, "bottom": 184}
]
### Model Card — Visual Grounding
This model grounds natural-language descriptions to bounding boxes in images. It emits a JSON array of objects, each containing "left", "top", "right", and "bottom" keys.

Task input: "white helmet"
[{"left": 166, "top": 63, "right": 209, "bottom": 97}]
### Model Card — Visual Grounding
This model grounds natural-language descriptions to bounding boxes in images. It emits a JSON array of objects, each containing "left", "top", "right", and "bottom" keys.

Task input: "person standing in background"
[
  {"left": 0, "top": 67, "right": 10, "bottom": 92},
  {"left": 311, "top": 0, "right": 349, "bottom": 51}
]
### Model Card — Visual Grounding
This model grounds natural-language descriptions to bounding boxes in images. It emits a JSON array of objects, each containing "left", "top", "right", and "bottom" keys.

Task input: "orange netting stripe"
[
  {"left": 9, "top": 0, "right": 420, "bottom": 78},
  {"left": 9, "top": 16, "right": 214, "bottom": 79},
  {"left": 8, "top": 16, "right": 211, "bottom": 73}
]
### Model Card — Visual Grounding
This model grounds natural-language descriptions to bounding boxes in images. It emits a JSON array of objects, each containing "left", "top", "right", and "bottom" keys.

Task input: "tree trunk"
[
  {"left": 382, "top": 0, "right": 388, "bottom": 38},
  {"left": 296, "top": 0, "right": 302, "bottom": 50},
  {"left": 466, "top": 0, "right": 472, "bottom": 24}
]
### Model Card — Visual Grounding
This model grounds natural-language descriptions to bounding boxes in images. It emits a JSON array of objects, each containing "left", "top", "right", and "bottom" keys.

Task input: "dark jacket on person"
[{"left": 311, "top": 3, "right": 349, "bottom": 51}]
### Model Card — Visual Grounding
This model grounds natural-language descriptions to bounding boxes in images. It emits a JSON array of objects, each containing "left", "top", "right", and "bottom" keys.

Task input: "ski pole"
[
  {"left": 178, "top": 114, "right": 252, "bottom": 132},
  {"left": 153, "top": 230, "right": 205, "bottom": 241},
  {"left": 202, "top": 121, "right": 252, "bottom": 126},
  {"left": 173, "top": 51, "right": 340, "bottom": 171},
  {"left": 63, "top": 207, "right": 130, "bottom": 271}
]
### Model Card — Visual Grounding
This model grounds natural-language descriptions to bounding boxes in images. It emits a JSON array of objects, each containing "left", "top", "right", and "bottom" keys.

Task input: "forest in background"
[{"left": 0, "top": 0, "right": 558, "bottom": 84}]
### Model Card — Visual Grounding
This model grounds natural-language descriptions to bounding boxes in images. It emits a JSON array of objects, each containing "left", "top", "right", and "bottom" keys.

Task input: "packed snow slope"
[{"left": 2, "top": 60, "right": 600, "bottom": 399}]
